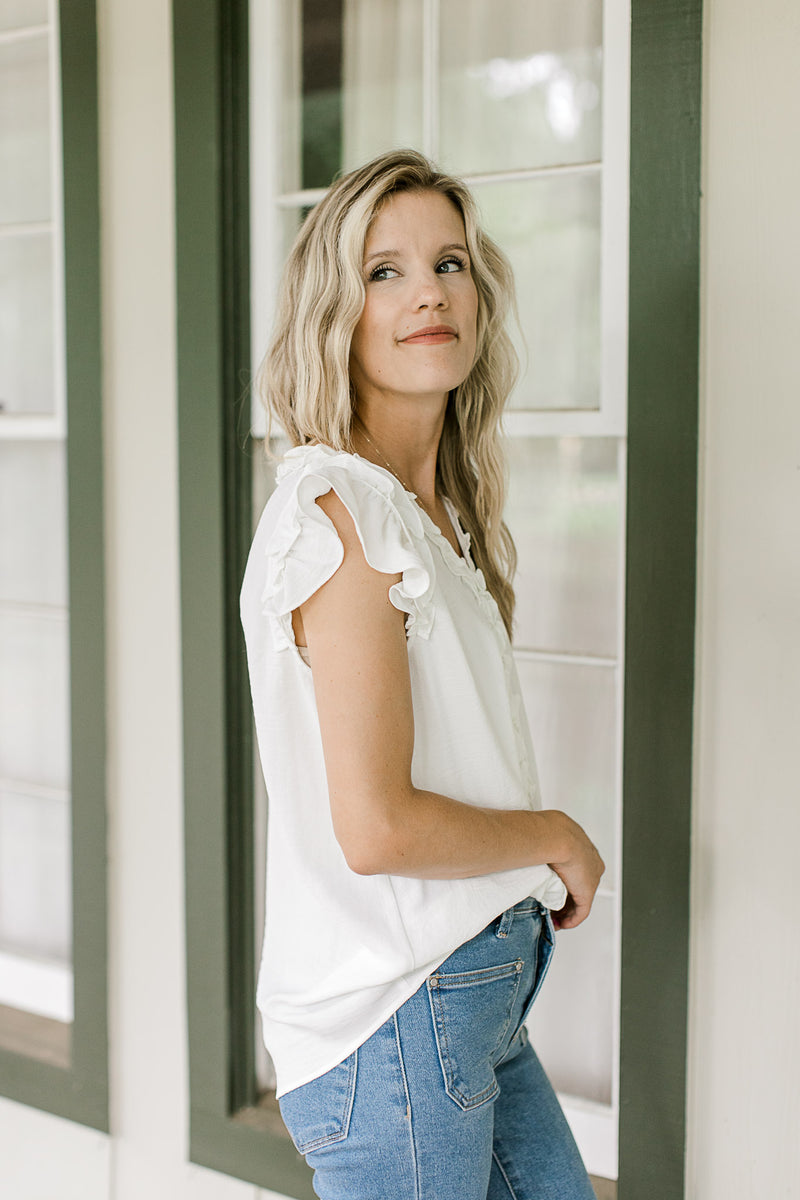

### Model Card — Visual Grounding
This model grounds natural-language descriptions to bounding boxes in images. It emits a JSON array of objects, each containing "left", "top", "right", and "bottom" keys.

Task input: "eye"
[
  {"left": 368, "top": 263, "right": 399, "bottom": 282},
  {"left": 436, "top": 255, "right": 468, "bottom": 274}
]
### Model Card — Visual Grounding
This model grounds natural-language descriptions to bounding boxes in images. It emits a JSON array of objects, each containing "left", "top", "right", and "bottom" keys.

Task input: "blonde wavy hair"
[{"left": 258, "top": 149, "right": 519, "bottom": 635}]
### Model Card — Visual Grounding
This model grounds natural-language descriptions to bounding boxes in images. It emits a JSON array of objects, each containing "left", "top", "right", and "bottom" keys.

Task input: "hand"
[{"left": 543, "top": 811, "right": 605, "bottom": 931}]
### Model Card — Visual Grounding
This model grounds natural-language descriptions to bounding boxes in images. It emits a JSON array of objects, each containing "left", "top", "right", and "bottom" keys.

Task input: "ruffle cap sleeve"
[{"left": 260, "top": 444, "right": 436, "bottom": 651}]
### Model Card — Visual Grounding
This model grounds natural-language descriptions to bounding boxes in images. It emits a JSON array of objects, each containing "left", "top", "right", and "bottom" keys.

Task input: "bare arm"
[{"left": 298, "top": 490, "right": 604, "bottom": 928}]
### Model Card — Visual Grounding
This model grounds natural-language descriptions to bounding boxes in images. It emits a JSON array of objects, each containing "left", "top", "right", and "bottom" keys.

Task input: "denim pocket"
[
  {"left": 427, "top": 959, "right": 524, "bottom": 1111},
  {"left": 278, "top": 1050, "right": 358, "bottom": 1153}
]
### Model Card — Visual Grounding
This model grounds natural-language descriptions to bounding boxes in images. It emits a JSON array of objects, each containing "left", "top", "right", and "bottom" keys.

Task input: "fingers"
[
  {"left": 551, "top": 889, "right": 596, "bottom": 931},
  {"left": 555, "top": 905, "right": 590, "bottom": 931},
  {"left": 548, "top": 821, "right": 605, "bottom": 931}
]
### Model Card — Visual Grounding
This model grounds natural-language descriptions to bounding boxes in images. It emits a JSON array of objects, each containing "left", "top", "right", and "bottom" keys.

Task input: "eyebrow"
[{"left": 363, "top": 242, "right": 470, "bottom": 265}]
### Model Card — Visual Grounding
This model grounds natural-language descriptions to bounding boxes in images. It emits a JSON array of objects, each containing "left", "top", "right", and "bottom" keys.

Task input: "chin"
[{"left": 405, "top": 367, "right": 471, "bottom": 396}]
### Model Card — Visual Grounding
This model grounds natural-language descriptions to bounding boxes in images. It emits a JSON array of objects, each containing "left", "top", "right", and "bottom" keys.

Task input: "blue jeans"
[{"left": 278, "top": 898, "right": 595, "bottom": 1199}]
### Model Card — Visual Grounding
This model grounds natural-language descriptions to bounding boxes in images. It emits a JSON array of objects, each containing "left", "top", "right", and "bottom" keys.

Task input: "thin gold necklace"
[
  {"left": 352, "top": 415, "right": 415, "bottom": 496},
  {"left": 352, "top": 417, "right": 461, "bottom": 554}
]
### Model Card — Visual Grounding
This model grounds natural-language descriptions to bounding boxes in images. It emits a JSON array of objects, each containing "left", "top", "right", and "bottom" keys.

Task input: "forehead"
[{"left": 365, "top": 189, "right": 466, "bottom": 247}]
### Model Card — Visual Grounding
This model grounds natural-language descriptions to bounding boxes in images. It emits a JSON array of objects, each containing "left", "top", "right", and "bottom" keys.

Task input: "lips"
[{"left": 400, "top": 325, "right": 457, "bottom": 344}]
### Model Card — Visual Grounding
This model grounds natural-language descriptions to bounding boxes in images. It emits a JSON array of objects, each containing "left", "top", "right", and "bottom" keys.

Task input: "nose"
[{"left": 413, "top": 269, "right": 448, "bottom": 309}]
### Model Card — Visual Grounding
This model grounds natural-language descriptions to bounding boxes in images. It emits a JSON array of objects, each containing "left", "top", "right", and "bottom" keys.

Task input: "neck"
[{"left": 351, "top": 398, "right": 446, "bottom": 509}]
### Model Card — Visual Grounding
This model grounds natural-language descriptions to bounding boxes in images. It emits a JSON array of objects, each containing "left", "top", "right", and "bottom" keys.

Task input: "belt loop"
[{"left": 496, "top": 906, "right": 514, "bottom": 939}]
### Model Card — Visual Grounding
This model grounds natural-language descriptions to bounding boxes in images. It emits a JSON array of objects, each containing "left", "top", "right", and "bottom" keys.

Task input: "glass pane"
[
  {"left": 439, "top": 0, "right": 602, "bottom": 175},
  {"left": 341, "top": 0, "right": 423, "bottom": 174},
  {"left": 278, "top": 0, "right": 424, "bottom": 193},
  {"left": 528, "top": 892, "right": 615, "bottom": 1105},
  {"left": 0, "top": 31, "right": 51, "bottom": 224},
  {"left": 477, "top": 174, "right": 600, "bottom": 410},
  {"left": 255, "top": 204, "right": 307, "bottom": 351},
  {"left": 507, "top": 438, "right": 620, "bottom": 658},
  {"left": 517, "top": 657, "right": 617, "bottom": 881},
  {"left": 300, "top": 0, "right": 344, "bottom": 189},
  {"left": 0, "top": 786, "right": 71, "bottom": 961},
  {"left": 0, "top": 609, "right": 70, "bottom": 789},
  {"left": 0, "top": 441, "right": 68, "bottom": 607},
  {"left": 0, "top": 1, "right": 48, "bottom": 31},
  {"left": 0, "top": 232, "right": 55, "bottom": 415},
  {"left": 252, "top": 205, "right": 303, "bottom": 382}
]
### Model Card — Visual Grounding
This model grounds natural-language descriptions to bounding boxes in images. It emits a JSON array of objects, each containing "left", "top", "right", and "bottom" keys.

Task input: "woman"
[{"left": 240, "top": 149, "right": 604, "bottom": 1199}]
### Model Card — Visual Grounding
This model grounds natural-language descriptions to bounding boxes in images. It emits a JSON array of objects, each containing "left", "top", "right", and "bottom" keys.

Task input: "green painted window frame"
[
  {"left": 174, "top": 1, "right": 701, "bottom": 1195},
  {"left": 0, "top": 0, "right": 109, "bottom": 1132}
]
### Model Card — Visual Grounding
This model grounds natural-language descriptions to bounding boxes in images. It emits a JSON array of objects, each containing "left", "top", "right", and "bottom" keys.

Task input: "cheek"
[
  {"left": 349, "top": 310, "right": 371, "bottom": 362},
  {"left": 464, "top": 294, "right": 479, "bottom": 360},
  {"left": 349, "top": 319, "right": 384, "bottom": 384},
  {"left": 351, "top": 302, "right": 379, "bottom": 354},
  {"left": 461, "top": 280, "right": 478, "bottom": 325}
]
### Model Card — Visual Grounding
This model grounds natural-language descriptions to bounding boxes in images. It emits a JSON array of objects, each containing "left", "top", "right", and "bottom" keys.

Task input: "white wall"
[{"left": 688, "top": 1, "right": 800, "bottom": 1197}]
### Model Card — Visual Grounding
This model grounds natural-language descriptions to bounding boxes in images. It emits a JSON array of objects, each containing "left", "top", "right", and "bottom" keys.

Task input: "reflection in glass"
[
  {"left": 517, "top": 656, "right": 617, "bottom": 880},
  {"left": 0, "top": 31, "right": 51, "bottom": 224},
  {"left": 0, "top": 233, "right": 54, "bottom": 415},
  {"left": 528, "top": 893, "right": 615, "bottom": 1105},
  {"left": 341, "top": 0, "right": 423, "bottom": 174},
  {"left": 278, "top": 0, "right": 425, "bottom": 192},
  {"left": 477, "top": 174, "right": 600, "bottom": 409},
  {"left": 0, "top": 442, "right": 68, "bottom": 607},
  {"left": 439, "top": 0, "right": 602, "bottom": 175},
  {"left": 507, "top": 438, "right": 619, "bottom": 658},
  {"left": 300, "top": 0, "right": 344, "bottom": 189}
]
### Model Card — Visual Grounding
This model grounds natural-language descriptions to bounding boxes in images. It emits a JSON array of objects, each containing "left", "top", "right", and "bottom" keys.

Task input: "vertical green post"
[{"left": 619, "top": 2, "right": 703, "bottom": 1197}]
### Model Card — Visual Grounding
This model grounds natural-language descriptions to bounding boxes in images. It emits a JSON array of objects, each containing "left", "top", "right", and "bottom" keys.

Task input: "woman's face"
[{"left": 349, "top": 190, "right": 479, "bottom": 411}]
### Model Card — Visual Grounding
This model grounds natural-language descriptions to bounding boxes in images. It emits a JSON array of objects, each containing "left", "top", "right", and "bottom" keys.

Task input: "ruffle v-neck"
[
  {"left": 349, "top": 452, "right": 506, "bottom": 636},
  {"left": 417, "top": 500, "right": 505, "bottom": 634}
]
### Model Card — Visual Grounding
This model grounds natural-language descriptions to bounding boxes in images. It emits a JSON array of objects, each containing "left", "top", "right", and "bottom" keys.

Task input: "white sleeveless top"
[{"left": 240, "top": 443, "right": 566, "bottom": 1097}]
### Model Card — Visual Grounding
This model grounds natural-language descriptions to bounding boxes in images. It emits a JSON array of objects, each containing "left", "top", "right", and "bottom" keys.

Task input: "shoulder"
[
  {"left": 269, "top": 443, "right": 405, "bottom": 517},
  {"left": 243, "top": 443, "right": 437, "bottom": 643}
]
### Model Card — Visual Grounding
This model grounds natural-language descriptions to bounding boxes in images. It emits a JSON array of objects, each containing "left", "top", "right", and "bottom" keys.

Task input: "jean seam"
[
  {"left": 431, "top": 960, "right": 523, "bottom": 987},
  {"left": 491, "top": 1148, "right": 520, "bottom": 1200},
  {"left": 393, "top": 1011, "right": 420, "bottom": 1200}
]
